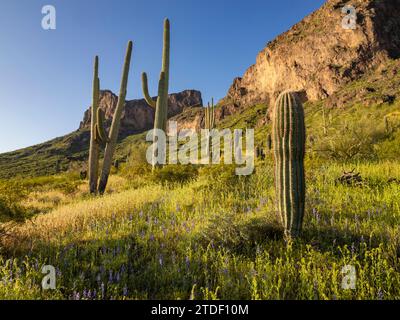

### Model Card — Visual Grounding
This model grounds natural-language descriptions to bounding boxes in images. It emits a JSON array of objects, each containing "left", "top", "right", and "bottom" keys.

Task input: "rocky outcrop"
[
  {"left": 80, "top": 89, "right": 203, "bottom": 137},
  {"left": 221, "top": 0, "right": 400, "bottom": 108}
]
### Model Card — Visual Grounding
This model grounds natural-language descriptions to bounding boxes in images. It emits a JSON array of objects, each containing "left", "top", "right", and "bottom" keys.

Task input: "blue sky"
[{"left": 0, "top": 0, "right": 325, "bottom": 153}]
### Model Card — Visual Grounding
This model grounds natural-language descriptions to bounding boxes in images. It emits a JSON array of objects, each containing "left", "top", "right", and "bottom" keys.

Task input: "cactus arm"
[
  {"left": 88, "top": 56, "right": 100, "bottom": 194},
  {"left": 96, "top": 108, "right": 110, "bottom": 143},
  {"left": 98, "top": 41, "right": 133, "bottom": 194},
  {"left": 142, "top": 72, "right": 156, "bottom": 108}
]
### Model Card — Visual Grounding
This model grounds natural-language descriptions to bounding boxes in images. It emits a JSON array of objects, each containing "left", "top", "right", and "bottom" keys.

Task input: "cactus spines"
[
  {"left": 97, "top": 41, "right": 133, "bottom": 194},
  {"left": 272, "top": 91, "right": 306, "bottom": 238},
  {"left": 88, "top": 56, "right": 101, "bottom": 194}
]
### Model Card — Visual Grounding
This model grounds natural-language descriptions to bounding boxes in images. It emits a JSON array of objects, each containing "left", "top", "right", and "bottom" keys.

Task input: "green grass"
[{"left": 0, "top": 160, "right": 399, "bottom": 300}]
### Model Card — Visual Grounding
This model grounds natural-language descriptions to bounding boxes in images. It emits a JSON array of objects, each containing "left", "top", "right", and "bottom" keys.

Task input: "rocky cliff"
[
  {"left": 80, "top": 89, "right": 202, "bottom": 137},
  {"left": 221, "top": 0, "right": 400, "bottom": 108}
]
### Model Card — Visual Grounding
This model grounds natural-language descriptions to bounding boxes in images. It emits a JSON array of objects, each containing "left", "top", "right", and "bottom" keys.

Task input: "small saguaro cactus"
[
  {"left": 272, "top": 91, "right": 306, "bottom": 238},
  {"left": 204, "top": 98, "right": 215, "bottom": 130},
  {"left": 88, "top": 41, "right": 133, "bottom": 195}
]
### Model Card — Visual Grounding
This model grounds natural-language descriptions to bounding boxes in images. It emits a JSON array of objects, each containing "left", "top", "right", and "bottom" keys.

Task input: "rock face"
[
  {"left": 221, "top": 0, "right": 400, "bottom": 108},
  {"left": 80, "top": 89, "right": 203, "bottom": 137}
]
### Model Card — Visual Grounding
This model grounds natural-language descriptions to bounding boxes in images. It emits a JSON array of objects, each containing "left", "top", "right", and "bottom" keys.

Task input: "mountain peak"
[{"left": 221, "top": 0, "right": 400, "bottom": 108}]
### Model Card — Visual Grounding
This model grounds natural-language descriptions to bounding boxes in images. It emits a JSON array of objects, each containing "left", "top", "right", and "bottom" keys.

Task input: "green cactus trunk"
[
  {"left": 272, "top": 91, "right": 306, "bottom": 238},
  {"left": 88, "top": 56, "right": 101, "bottom": 194},
  {"left": 97, "top": 41, "right": 133, "bottom": 194},
  {"left": 141, "top": 18, "right": 170, "bottom": 168}
]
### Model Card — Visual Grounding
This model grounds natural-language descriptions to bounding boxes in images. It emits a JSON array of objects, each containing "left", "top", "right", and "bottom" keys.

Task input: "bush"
[
  {"left": 313, "top": 117, "right": 387, "bottom": 161},
  {"left": 198, "top": 164, "right": 251, "bottom": 194},
  {"left": 151, "top": 165, "right": 198, "bottom": 186},
  {"left": 120, "top": 143, "right": 152, "bottom": 179},
  {"left": 0, "top": 180, "right": 31, "bottom": 223},
  {"left": 375, "top": 130, "right": 400, "bottom": 160}
]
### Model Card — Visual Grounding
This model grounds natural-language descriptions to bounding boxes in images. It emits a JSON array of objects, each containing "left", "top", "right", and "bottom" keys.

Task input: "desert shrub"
[
  {"left": 375, "top": 130, "right": 400, "bottom": 160},
  {"left": 0, "top": 180, "right": 32, "bottom": 223},
  {"left": 198, "top": 164, "right": 252, "bottom": 195},
  {"left": 120, "top": 143, "right": 152, "bottom": 179},
  {"left": 151, "top": 165, "right": 198, "bottom": 186},
  {"left": 21, "top": 173, "right": 81, "bottom": 195},
  {"left": 313, "top": 118, "right": 387, "bottom": 161}
]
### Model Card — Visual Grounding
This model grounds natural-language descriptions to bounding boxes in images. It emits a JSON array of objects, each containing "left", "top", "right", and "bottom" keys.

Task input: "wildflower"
[
  {"left": 123, "top": 286, "right": 128, "bottom": 297},
  {"left": 101, "top": 282, "right": 105, "bottom": 299},
  {"left": 159, "top": 255, "right": 163, "bottom": 266},
  {"left": 185, "top": 256, "right": 190, "bottom": 269},
  {"left": 109, "top": 270, "right": 113, "bottom": 283},
  {"left": 377, "top": 288, "right": 384, "bottom": 300}
]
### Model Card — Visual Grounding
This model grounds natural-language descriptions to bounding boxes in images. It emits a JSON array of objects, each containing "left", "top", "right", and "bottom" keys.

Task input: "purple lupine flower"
[
  {"left": 123, "top": 286, "right": 128, "bottom": 297},
  {"left": 159, "top": 255, "right": 163, "bottom": 266},
  {"left": 109, "top": 270, "right": 113, "bottom": 283},
  {"left": 185, "top": 256, "right": 190, "bottom": 269},
  {"left": 377, "top": 288, "right": 384, "bottom": 300},
  {"left": 101, "top": 283, "right": 105, "bottom": 299}
]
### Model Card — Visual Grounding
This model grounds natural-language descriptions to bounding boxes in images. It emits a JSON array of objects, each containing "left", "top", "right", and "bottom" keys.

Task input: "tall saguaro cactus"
[
  {"left": 272, "top": 91, "right": 306, "bottom": 238},
  {"left": 88, "top": 56, "right": 101, "bottom": 194},
  {"left": 98, "top": 41, "right": 133, "bottom": 194},
  {"left": 141, "top": 18, "right": 170, "bottom": 167},
  {"left": 88, "top": 41, "right": 132, "bottom": 195}
]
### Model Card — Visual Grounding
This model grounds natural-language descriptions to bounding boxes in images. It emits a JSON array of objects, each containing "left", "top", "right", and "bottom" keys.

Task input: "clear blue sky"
[{"left": 0, "top": 0, "right": 325, "bottom": 153}]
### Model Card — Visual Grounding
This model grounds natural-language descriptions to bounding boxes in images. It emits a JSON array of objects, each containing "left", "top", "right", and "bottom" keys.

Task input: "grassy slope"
[{"left": 1, "top": 161, "right": 399, "bottom": 299}]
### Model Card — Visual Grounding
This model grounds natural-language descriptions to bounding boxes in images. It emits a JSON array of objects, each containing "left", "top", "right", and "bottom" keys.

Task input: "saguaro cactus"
[
  {"left": 141, "top": 18, "right": 170, "bottom": 168},
  {"left": 272, "top": 91, "right": 306, "bottom": 238},
  {"left": 142, "top": 18, "right": 170, "bottom": 131},
  {"left": 204, "top": 98, "right": 215, "bottom": 130},
  {"left": 88, "top": 56, "right": 101, "bottom": 194},
  {"left": 98, "top": 41, "right": 133, "bottom": 194}
]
